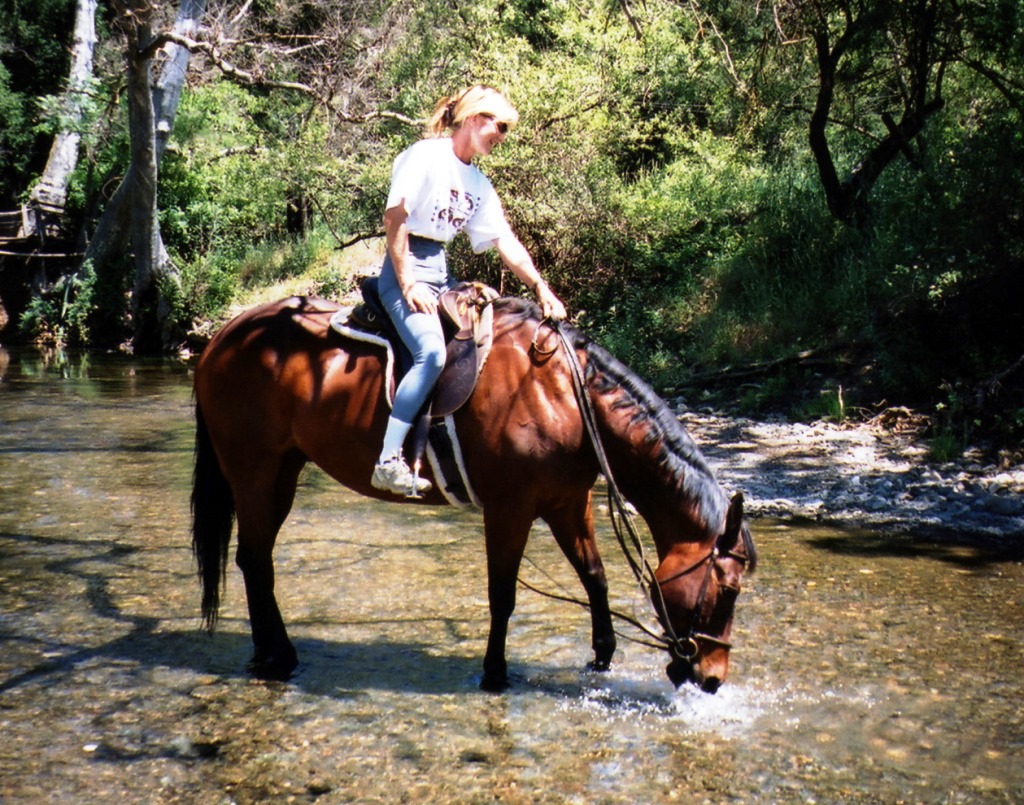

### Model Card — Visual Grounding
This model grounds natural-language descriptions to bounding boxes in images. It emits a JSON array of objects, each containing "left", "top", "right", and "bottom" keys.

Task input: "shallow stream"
[{"left": 1, "top": 348, "right": 1021, "bottom": 803}]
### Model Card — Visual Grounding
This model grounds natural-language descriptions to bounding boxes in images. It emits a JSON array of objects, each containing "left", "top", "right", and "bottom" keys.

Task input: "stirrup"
[{"left": 407, "top": 459, "right": 425, "bottom": 500}]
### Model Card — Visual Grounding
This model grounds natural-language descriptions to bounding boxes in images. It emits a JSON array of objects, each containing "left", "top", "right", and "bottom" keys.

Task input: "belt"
[{"left": 408, "top": 234, "right": 444, "bottom": 246}]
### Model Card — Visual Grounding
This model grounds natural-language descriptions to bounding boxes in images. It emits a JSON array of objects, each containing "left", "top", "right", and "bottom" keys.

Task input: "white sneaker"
[{"left": 371, "top": 455, "right": 432, "bottom": 498}]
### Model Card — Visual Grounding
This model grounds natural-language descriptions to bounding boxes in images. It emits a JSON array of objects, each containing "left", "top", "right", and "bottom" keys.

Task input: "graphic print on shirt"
[{"left": 432, "top": 188, "right": 480, "bottom": 238}]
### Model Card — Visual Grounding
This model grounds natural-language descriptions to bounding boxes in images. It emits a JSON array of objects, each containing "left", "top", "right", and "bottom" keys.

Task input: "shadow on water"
[
  {"left": 2, "top": 630, "right": 485, "bottom": 698},
  {"left": 0, "top": 528, "right": 486, "bottom": 699},
  {"left": 0, "top": 433, "right": 189, "bottom": 455},
  {"left": 801, "top": 526, "right": 1024, "bottom": 567},
  {"left": 3, "top": 621, "right": 484, "bottom": 694}
]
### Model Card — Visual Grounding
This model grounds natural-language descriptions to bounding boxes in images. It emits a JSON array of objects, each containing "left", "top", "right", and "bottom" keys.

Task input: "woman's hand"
[
  {"left": 535, "top": 282, "right": 567, "bottom": 321},
  {"left": 495, "top": 234, "right": 568, "bottom": 321},
  {"left": 403, "top": 282, "right": 438, "bottom": 315}
]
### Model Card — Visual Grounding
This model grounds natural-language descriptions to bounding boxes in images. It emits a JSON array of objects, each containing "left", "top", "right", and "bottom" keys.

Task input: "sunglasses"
[{"left": 481, "top": 114, "right": 510, "bottom": 135}]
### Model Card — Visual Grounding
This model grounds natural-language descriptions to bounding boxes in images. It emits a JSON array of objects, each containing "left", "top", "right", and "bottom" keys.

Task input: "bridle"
[
  {"left": 656, "top": 543, "right": 749, "bottom": 661},
  {"left": 546, "top": 319, "right": 747, "bottom": 664}
]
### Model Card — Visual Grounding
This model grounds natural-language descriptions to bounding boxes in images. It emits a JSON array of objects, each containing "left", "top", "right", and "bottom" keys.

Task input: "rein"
[
  {"left": 539, "top": 319, "right": 716, "bottom": 662},
  {"left": 516, "top": 568, "right": 667, "bottom": 652}
]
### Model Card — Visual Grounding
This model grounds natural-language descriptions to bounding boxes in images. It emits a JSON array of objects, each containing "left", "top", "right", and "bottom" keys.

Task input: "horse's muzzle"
[{"left": 666, "top": 658, "right": 725, "bottom": 694}]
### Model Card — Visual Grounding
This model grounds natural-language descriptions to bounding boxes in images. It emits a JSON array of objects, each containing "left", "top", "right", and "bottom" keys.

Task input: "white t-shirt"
[{"left": 385, "top": 137, "right": 513, "bottom": 253}]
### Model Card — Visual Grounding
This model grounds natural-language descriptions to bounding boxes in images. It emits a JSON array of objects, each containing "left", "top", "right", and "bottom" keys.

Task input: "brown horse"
[{"left": 191, "top": 295, "right": 757, "bottom": 692}]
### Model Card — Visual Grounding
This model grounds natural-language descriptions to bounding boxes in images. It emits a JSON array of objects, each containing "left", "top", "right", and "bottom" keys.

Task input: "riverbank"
[{"left": 679, "top": 406, "right": 1024, "bottom": 544}]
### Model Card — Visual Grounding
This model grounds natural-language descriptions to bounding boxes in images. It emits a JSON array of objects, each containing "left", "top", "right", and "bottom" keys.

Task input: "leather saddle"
[{"left": 344, "top": 276, "right": 497, "bottom": 417}]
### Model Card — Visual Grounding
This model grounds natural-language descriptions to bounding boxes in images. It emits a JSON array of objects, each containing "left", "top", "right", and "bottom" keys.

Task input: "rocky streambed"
[{"left": 680, "top": 408, "right": 1024, "bottom": 544}]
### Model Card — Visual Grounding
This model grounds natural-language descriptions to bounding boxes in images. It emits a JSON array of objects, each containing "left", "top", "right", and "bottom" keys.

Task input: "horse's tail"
[{"left": 191, "top": 401, "right": 235, "bottom": 631}]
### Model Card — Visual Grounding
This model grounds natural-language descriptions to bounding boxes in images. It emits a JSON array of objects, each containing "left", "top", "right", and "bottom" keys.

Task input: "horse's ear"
[{"left": 718, "top": 492, "right": 744, "bottom": 552}]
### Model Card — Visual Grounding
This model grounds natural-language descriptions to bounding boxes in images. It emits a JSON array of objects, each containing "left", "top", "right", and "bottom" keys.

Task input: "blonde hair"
[{"left": 425, "top": 85, "right": 520, "bottom": 137}]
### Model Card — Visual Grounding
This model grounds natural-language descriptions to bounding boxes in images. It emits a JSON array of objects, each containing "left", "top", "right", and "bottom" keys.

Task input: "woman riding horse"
[{"left": 372, "top": 85, "right": 566, "bottom": 498}]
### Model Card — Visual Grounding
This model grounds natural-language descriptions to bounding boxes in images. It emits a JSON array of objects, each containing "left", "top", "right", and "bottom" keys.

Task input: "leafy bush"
[{"left": 19, "top": 260, "right": 97, "bottom": 346}]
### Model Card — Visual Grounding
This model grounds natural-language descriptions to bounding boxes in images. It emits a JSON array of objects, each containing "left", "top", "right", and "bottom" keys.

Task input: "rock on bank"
[{"left": 679, "top": 410, "right": 1024, "bottom": 542}]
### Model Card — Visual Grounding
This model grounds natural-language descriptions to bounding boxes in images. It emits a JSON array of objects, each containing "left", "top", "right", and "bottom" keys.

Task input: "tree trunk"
[
  {"left": 153, "top": 0, "right": 205, "bottom": 162},
  {"left": 806, "top": 2, "right": 947, "bottom": 227},
  {"left": 84, "top": 0, "right": 206, "bottom": 352},
  {"left": 27, "top": 0, "right": 98, "bottom": 227},
  {"left": 124, "top": 7, "right": 168, "bottom": 352}
]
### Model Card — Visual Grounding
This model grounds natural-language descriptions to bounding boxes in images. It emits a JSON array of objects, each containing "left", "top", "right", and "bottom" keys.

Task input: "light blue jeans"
[{"left": 378, "top": 236, "right": 454, "bottom": 424}]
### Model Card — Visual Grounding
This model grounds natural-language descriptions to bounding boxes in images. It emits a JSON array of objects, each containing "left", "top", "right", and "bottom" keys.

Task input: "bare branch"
[
  {"left": 685, "top": 0, "right": 749, "bottom": 95},
  {"left": 152, "top": 30, "right": 421, "bottom": 126},
  {"left": 335, "top": 229, "right": 385, "bottom": 250},
  {"left": 229, "top": 0, "right": 252, "bottom": 26},
  {"left": 537, "top": 96, "right": 605, "bottom": 131}
]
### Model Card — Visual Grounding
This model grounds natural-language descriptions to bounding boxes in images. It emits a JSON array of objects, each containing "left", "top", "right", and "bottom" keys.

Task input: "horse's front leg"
[
  {"left": 544, "top": 491, "right": 616, "bottom": 672},
  {"left": 480, "top": 503, "right": 533, "bottom": 692}
]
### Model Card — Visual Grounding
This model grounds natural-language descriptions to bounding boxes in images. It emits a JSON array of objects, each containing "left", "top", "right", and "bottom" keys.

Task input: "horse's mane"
[{"left": 496, "top": 298, "right": 728, "bottom": 536}]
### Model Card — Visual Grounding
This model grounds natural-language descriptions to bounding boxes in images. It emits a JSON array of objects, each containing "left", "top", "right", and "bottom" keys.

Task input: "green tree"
[
  {"left": 0, "top": 0, "right": 77, "bottom": 207},
  {"left": 689, "top": 0, "right": 1024, "bottom": 224}
]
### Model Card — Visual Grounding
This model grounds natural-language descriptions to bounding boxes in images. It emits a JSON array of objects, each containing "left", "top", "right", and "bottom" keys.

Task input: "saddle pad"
[
  {"left": 329, "top": 309, "right": 397, "bottom": 404},
  {"left": 329, "top": 310, "right": 481, "bottom": 507}
]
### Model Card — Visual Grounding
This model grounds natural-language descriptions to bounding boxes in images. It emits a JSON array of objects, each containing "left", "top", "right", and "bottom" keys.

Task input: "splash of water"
[{"left": 550, "top": 662, "right": 781, "bottom": 739}]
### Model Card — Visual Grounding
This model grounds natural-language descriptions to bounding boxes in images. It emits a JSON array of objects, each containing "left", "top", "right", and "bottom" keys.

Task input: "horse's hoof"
[
  {"left": 247, "top": 652, "right": 298, "bottom": 681},
  {"left": 479, "top": 674, "right": 510, "bottom": 693},
  {"left": 586, "top": 658, "right": 612, "bottom": 673}
]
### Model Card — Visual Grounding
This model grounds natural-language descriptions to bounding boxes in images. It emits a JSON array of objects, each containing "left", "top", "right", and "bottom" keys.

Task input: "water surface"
[{"left": 1, "top": 348, "right": 1021, "bottom": 803}]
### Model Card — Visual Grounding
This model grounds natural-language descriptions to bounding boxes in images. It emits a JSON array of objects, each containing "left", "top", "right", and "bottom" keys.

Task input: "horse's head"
[{"left": 651, "top": 493, "right": 756, "bottom": 693}]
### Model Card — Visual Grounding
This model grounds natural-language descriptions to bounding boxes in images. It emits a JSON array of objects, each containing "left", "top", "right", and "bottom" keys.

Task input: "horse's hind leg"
[
  {"left": 481, "top": 502, "right": 535, "bottom": 692},
  {"left": 233, "top": 451, "right": 305, "bottom": 680},
  {"left": 544, "top": 493, "right": 616, "bottom": 672}
]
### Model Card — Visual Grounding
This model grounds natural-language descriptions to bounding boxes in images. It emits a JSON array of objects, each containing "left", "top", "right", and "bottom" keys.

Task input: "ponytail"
[
  {"left": 424, "top": 85, "right": 520, "bottom": 137},
  {"left": 425, "top": 94, "right": 460, "bottom": 137}
]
